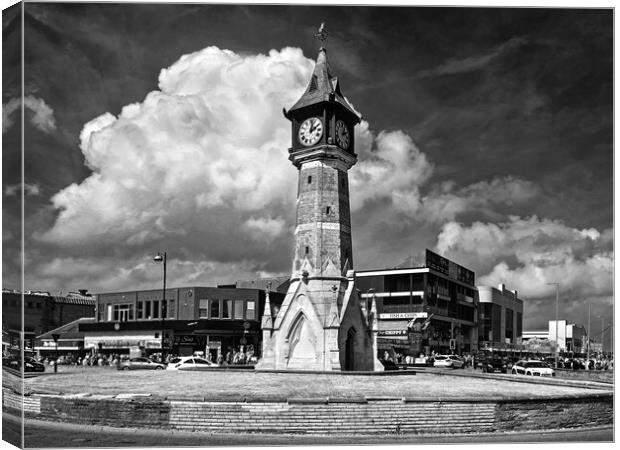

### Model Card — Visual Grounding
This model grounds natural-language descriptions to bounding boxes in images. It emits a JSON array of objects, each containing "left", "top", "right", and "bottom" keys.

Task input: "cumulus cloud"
[
  {"left": 38, "top": 47, "right": 314, "bottom": 256},
  {"left": 434, "top": 216, "right": 612, "bottom": 299},
  {"left": 350, "top": 124, "right": 433, "bottom": 212},
  {"left": 3, "top": 95, "right": 57, "bottom": 133}
]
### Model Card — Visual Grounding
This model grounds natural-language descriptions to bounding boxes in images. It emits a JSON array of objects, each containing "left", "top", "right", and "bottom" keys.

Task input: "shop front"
[{"left": 83, "top": 332, "right": 163, "bottom": 356}]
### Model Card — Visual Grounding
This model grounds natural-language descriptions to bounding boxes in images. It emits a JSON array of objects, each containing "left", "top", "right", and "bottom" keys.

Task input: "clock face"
[
  {"left": 335, "top": 120, "right": 350, "bottom": 149},
  {"left": 298, "top": 117, "right": 323, "bottom": 146}
]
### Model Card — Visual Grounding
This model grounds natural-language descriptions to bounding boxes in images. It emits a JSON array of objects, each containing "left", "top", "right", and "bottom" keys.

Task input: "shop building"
[
  {"left": 35, "top": 317, "right": 94, "bottom": 358},
  {"left": 79, "top": 286, "right": 284, "bottom": 360},
  {"left": 477, "top": 284, "right": 524, "bottom": 352},
  {"left": 548, "top": 320, "right": 588, "bottom": 354},
  {"left": 2, "top": 289, "right": 95, "bottom": 355},
  {"left": 355, "top": 249, "right": 478, "bottom": 358}
]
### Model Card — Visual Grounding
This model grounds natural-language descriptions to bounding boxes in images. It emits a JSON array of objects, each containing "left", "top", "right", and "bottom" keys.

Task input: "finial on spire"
[{"left": 315, "top": 22, "right": 328, "bottom": 46}]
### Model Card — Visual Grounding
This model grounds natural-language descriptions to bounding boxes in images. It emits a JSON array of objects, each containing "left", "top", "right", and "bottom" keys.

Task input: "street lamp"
[
  {"left": 547, "top": 282, "right": 560, "bottom": 368},
  {"left": 51, "top": 333, "right": 60, "bottom": 373},
  {"left": 154, "top": 252, "right": 167, "bottom": 363}
]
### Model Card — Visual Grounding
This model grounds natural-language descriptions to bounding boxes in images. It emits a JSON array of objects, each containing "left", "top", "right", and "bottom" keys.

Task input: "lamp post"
[
  {"left": 586, "top": 302, "right": 591, "bottom": 369},
  {"left": 154, "top": 252, "right": 167, "bottom": 363},
  {"left": 51, "top": 333, "right": 60, "bottom": 373},
  {"left": 547, "top": 282, "right": 560, "bottom": 368}
]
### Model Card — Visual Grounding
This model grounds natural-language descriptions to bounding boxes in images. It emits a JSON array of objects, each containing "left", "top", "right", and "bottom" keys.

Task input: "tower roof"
[{"left": 286, "top": 47, "right": 360, "bottom": 122}]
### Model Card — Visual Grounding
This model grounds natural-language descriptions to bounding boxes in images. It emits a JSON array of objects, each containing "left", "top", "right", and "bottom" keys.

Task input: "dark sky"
[{"left": 2, "top": 3, "right": 613, "bottom": 347}]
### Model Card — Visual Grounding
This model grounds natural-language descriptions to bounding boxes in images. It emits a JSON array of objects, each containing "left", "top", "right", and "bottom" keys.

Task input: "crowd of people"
[
  {"left": 380, "top": 349, "right": 614, "bottom": 372},
  {"left": 28, "top": 346, "right": 258, "bottom": 368}
]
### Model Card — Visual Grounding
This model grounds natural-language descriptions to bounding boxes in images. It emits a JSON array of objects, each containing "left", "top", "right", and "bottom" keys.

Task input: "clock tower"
[
  {"left": 257, "top": 25, "right": 380, "bottom": 372},
  {"left": 284, "top": 41, "right": 361, "bottom": 278}
]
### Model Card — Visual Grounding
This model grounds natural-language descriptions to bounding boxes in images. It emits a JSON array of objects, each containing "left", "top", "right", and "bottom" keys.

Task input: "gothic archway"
[
  {"left": 345, "top": 327, "right": 357, "bottom": 371},
  {"left": 286, "top": 312, "right": 317, "bottom": 368}
]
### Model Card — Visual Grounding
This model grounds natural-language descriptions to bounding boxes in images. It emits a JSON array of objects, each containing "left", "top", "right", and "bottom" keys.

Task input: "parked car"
[
  {"left": 511, "top": 360, "right": 555, "bottom": 377},
  {"left": 482, "top": 357, "right": 508, "bottom": 374},
  {"left": 118, "top": 357, "right": 166, "bottom": 371},
  {"left": 433, "top": 354, "right": 464, "bottom": 369},
  {"left": 379, "top": 359, "right": 399, "bottom": 371},
  {"left": 2, "top": 356, "right": 45, "bottom": 372},
  {"left": 166, "top": 356, "right": 218, "bottom": 371}
]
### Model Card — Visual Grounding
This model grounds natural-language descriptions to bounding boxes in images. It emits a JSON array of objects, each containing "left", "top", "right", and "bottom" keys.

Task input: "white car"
[
  {"left": 166, "top": 356, "right": 218, "bottom": 371},
  {"left": 511, "top": 360, "right": 555, "bottom": 377},
  {"left": 433, "top": 354, "right": 465, "bottom": 369}
]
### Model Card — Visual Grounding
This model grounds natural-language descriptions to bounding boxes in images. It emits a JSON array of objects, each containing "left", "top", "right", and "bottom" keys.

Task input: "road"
[{"left": 2, "top": 413, "right": 613, "bottom": 448}]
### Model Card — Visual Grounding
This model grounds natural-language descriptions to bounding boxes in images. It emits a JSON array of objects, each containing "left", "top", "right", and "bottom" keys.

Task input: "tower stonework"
[{"left": 257, "top": 33, "right": 381, "bottom": 371}]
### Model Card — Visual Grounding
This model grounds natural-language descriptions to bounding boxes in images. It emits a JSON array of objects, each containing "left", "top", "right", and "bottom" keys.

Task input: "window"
[
  {"left": 145, "top": 301, "right": 151, "bottom": 319},
  {"left": 168, "top": 300, "right": 175, "bottom": 319},
  {"left": 210, "top": 299, "right": 220, "bottom": 318},
  {"left": 305, "top": 246, "right": 310, "bottom": 255},
  {"left": 246, "top": 301, "right": 256, "bottom": 320},
  {"left": 113, "top": 303, "right": 132, "bottom": 322},
  {"left": 152, "top": 300, "right": 160, "bottom": 319},
  {"left": 222, "top": 300, "right": 233, "bottom": 319},
  {"left": 27, "top": 302, "right": 33, "bottom": 308},
  {"left": 307, "top": 175, "right": 312, "bottom": 184},
  {"left": 326, "top": 206, "right": 331, "bottom": 214},
  {"left": 137, "top": 301, "right": 144, "bottom": 319},
  {"left": 199, "top": 299, "right": 208, "bottom": 318},
  {"left": 234, "top": 300, "right": 244, "bottom": 319}
]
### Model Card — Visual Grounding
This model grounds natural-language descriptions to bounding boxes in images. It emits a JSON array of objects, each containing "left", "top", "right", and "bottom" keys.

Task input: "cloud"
[
  {"left": 350, "top": 124, "right": 433, "bottom": 213},
  {"left": 5, "top": 183, "right": 41, "bottom": 196},
  {"left": 419, "top": 177, "right": 541, "bottom": 222},
  {"left": 434, "top": 216, "right": 612, "bottom": 300},
  {"left": 416, "top": 36, "right": 527, "bottom": 79},
  {"left": 38, "top": 47, "right": 313, "bottom": 258},
  {"left": 2, "top": 95, "right": 57, "bottom": 133}
]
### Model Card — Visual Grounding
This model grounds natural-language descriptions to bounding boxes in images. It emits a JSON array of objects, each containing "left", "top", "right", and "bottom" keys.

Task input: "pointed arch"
[
  {"left": 286, "top": 310, "right": 317, "bottom": 368},
  {"left": 345, "top": 326, "right": 357, "bottom": 371}
]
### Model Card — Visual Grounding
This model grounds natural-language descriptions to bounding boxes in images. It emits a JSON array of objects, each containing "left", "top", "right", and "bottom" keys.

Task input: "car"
[
  {"left": 433, "top": 354, "right": 465, "bottom": 369},
  {"left": 379, "top": 359, "right": 399, "bottom": 371},
  {"left": 482, "top": 357, "right": 507, "bottom": 373},
  {"left": 2, "top": 356, "right": 45, "bottom": 372},
  {"left": 118, "top": 357, "right": 166, "bottom": 370},
  {"left": 166, "top": 356, "right": 218, "bottom": 371},
  {"left": 511, "top": 360, "right": 555, "bottom": 377}
]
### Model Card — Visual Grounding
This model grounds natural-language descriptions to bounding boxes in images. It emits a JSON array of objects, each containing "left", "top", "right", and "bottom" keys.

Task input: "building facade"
[
  {"left": 80, "top": 286, "right": 283, "bottom": 361},
  {"left": 355, "top": 250, "right": 478, "bottom": 358},
  {"left": 477, "top": 284, "right": 524, "bottom": 351},
  {"left": 548, "top": 320, "right": 588, "bottom": 354},
  {"left": 2, "top": 290, "right": 96, "bottom": 355}
]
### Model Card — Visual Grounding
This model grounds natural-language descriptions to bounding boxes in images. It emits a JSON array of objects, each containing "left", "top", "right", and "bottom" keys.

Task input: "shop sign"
[
  {"left": 379, "top": 312, "right": 417, "bottom": 319},
  {"left": 377, "top": 330, "right": 408, "bottom": 336}
]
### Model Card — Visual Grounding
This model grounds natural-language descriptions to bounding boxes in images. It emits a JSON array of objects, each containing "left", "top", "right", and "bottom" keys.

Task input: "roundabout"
[{"left": 2, "top": 366, "right": 613, "bottom": 441}]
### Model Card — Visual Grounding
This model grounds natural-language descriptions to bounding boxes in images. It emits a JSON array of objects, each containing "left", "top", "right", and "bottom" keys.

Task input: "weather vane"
[{"left": 315, "top": 22, "right": 328, "bottom": 44}]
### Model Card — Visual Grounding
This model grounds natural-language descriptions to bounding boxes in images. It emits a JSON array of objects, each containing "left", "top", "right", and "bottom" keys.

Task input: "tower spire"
[{"left": 315, "top": 22, "right": 328, "bottom": 48}]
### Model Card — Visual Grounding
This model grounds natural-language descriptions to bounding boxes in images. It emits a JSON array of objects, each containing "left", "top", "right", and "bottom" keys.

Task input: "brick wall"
[{"left": 3, "top": 387, "right": 612, "bottom": 435}]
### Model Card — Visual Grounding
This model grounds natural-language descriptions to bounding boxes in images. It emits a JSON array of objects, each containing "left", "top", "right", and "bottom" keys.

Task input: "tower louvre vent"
[{"left": 308, "top": 75, "right": 318, "bottom": 92}]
